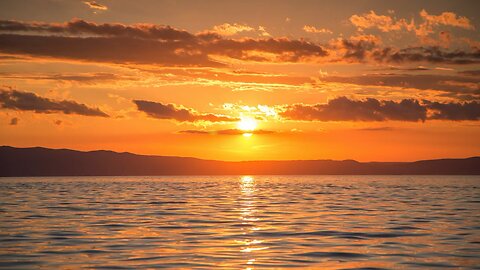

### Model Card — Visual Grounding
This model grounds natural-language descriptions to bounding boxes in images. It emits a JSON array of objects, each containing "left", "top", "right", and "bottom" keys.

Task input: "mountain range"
[{"left": 1, "top": 146, "right": 479, "bottom": 176}]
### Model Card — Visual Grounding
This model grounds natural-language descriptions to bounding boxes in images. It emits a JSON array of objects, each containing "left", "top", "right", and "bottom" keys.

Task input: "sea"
[{"left": 0, "top": 175, "right": 479, "bottom": 269}]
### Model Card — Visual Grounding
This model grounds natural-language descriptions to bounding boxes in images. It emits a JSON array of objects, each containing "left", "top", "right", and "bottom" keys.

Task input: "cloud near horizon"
[
  {"left": 280, "top": 97, "right": 480, "bottom": 122},
  {"left": 133, "top": 100, "right": 239, "bottom": 123},
  {"left": 179, "top": 129, "right": 275, "bottom": 135},
  {"left": 0, "top": 89, "right": 108, "bottom": 117}
]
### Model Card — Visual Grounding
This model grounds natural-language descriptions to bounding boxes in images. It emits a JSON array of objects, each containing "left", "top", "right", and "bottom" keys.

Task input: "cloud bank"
[{"left": 280, "top": 97, "right": 479, "bottom": 122}]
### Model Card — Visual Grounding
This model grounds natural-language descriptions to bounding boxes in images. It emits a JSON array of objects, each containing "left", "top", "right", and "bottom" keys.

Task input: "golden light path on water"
[{"left": 238, "top": 176, "right": 266, "bottom": 269}]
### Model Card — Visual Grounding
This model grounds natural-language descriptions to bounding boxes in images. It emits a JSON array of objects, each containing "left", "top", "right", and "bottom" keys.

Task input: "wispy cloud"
[
  {"left": 83, "top": 1, "right": 108, "bottom": 11},
  {"left": 179, "top": 129, "right": 275, "bottom": 135},
  {"left": 303, "top": 25, "right": 332, "bottom": 34}
]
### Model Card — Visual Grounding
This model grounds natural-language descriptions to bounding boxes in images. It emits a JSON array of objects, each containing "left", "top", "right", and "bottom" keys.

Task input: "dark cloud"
[
  {"left": 206, "top": 38, "right": 328, "bottom": 62},
  {"left": 280, "top": 97, "right": 480, "bottom": 122},
  {"left": 424, "top": 100, "right": 480, "bottom": 120},
  {"left": 0, "top": 34, "right": 220, "bottom": 67},
  {"left": 281, "top": 97, "right": 427, "bottom": 122},
  {"left": 0, "top": 72, "right": 130, "bottom": 83},
  {"left": 0, "top": 19, "right": 328, "bottom": 66},
  {"left": 334, "top": 37, "right": 480, "bottom": 65},
  {"left": 372, "top": 46, "right": 480, "bottom": 65},
  {"left": 0, "top": 89, "right": 108, "bottom": 117},
  {"left": 0, "top": 19, "right": 192, "bottom": 41},
  {"left": 133, "top": 100, "right": 238, "bottom": 122},
  {"left": 9, "top": 117, "right": 18, "bottom": 125}
]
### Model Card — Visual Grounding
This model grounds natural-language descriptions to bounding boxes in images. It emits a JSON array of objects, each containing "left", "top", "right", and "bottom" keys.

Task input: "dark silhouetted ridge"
[{"left": 1, "top": 146, "right": 479, "bottom": 176}]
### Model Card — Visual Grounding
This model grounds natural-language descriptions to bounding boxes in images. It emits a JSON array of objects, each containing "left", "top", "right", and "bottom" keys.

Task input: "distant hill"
[{"left": 1, "top": 146, "right": 479, "bottom": 176}]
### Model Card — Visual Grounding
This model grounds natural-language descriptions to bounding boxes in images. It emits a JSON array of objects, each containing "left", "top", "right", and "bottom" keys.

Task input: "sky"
[{"left": 0, "top": 0, "right": 479, "bottom": 161}]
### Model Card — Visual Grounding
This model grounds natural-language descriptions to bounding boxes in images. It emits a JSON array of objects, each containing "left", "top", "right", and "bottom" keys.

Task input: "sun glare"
[{"left": 237, "top": 117, "right": 257, "bottom": 132}]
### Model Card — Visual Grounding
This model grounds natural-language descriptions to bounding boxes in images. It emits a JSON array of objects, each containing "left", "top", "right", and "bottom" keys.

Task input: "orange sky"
[{"left": 0, "top": 0, "right": 479, "bottom": 161}]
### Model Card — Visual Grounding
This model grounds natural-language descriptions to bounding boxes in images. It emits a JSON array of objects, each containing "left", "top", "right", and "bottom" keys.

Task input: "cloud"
[
  {"left": 83, "top": 1, "right": 108, "bottom": 11},
  {"left": 303, "top": 25, "right": 332, "bottom": 34},
  {"left": 331, "top": 35, "right": 480, "bottom": 64},
  {"left": 0, "top": 19, "right": 194, "bottom": 41},
  {"left": 0, "top": 19, "right": 328, "bottom": 66},
  {"left": 0, "top": 72, "right": 131, "bottom": 84},
  {"left": 179, "top": 129, "right": 275, "bottom": 135},
  {"left": 357, "top": 127, "right": 395, "bottom": 131},
  {"left": 350, "top": 9, "right": 474, "bottom": 36},
  {"left": 0, "top": 89, "right": 108, "bottom": 117},
  {"left": 280, "top": 97, "right": 427, "bottom": 122},
  {"left": 211, "top": 23, "right": 255, "bottom": 36},
  {"left": 419, "top": 9, "right": 474, "bottom": 30},
  {"left": 424, "top": 100, "right": 480, "bottom": 120},
  {"left": 0, "top": 19, "right": 477, "bottom": 67},
  {"left": 133, "top": 100, "right": 238, "bottom": 122},
  {"left": 321, "top": 73, "right": 480, "bottom": 98},
  {"left": 279, "top": 97, "right": 480, "bottom": 122},
  {"left": 0, "top": 34, "right": 219, "bottom": 67},
  {"left": 9, "top": 117, "right": 18, "bottom": 125},
  {"left": 350, "top": 10, "right": 414, "bottom": 32},
  {"left": 373, "top": 46, "right": 480, "bottom": 65}
]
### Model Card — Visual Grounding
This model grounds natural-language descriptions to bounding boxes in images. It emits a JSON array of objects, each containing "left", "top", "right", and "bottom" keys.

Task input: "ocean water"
[{"left": 0, "top": 175, "right": 479, "bottom": 269}]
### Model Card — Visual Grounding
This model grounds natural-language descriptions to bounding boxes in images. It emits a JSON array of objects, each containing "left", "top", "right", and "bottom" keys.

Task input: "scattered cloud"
[
  {"left": 330, "top": 35, "right": 480, "bottom": 65},
  {"left": 350, "top": 9, "right": 474, "bottom": 38},
  {"left": 0, "top": 89, "right": 108, "bottom": 117},
  {"left": 211, "top": 23, "right": 255, "bottom": 36},
  {"left": 279, "top": 96, "right": 480, "bottom": 122},
  {"left": 303, "top": 25, "right": 332, "bottom": 34},
  {"left": 350, "top": 11, "right": 414, "bottom": 32},
  {"left": 133, "top": 100, "right": 239, "bottom": 122},
  {"left": 83, "top": 1, "right": 107, "bottom": 11}
]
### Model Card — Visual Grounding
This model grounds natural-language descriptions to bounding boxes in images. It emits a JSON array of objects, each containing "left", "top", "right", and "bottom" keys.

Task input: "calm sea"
[{"left": 0, "top": 176, "right": 479, "bottom": 269}]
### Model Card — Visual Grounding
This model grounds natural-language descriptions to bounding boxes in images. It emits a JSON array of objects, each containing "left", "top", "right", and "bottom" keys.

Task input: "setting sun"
[{"left": 237, "top": 117, "right": 258, "bottom": 132}]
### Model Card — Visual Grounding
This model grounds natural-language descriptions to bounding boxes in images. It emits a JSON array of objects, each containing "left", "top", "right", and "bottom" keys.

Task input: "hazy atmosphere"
[{"left": 1, "top": 0, "right": 479, "bottom": 161}]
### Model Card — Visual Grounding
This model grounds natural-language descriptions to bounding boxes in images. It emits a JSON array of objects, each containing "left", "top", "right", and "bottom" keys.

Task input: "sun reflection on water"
[{"left": 238, "top": 176, "right": 268, "bottom": 269}]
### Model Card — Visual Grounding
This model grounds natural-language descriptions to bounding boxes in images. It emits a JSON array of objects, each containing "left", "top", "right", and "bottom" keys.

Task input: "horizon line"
[{"left": 2, "top": 145, "right": 479, "bottom": 164}]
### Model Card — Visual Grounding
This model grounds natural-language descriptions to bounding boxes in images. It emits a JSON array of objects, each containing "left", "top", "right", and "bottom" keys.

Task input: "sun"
[{"left": 237, "top": 117, "right": 257, "bottom": 134}]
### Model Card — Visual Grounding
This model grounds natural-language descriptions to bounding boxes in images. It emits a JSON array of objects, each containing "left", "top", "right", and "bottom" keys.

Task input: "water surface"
[{"left": 0, "top": 175, "right": 479, "bottom": 269}]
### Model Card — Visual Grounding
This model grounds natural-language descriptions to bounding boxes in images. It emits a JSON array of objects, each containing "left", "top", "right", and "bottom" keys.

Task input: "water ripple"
[{"left": 0, "top": 175, "right": 479, "bottom": 269}]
